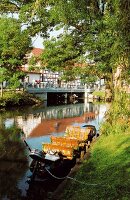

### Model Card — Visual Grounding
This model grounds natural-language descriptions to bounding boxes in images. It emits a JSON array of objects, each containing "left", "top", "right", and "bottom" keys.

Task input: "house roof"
[{"left": 31, "top": 48, "right": 43, "bottom": 56}]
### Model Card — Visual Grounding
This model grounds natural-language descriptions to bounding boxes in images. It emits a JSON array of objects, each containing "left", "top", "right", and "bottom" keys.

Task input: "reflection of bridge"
[
  {"left": 26, "top": 86, "right": 95, "bottom": 100},
  {"left": 30, "top": 112, "right": 96, "bottom": 137},
  {"left": 15, "top": 102, "right": 97, "bottom": 137}
]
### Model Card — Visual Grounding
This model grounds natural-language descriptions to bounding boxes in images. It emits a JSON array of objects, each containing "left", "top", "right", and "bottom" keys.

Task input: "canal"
[{"left": 0, "top": 100, "right": 108, "bottom": 200}]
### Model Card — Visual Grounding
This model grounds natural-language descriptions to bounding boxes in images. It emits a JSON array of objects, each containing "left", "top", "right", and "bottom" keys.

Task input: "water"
[{"left": 0, "top": 101, "right": 108, "bottom": 200}]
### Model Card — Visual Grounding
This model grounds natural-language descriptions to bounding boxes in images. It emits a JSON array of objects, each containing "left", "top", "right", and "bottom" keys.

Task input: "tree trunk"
[
  {"left": 1, "top": 82, "right": 3, "bottom": 98},
  {"left": 113, "top": 66, "right": 123, "bottom": 99},
  {"left": 113, "top": 66, "right": 122, "bottom": 89}
]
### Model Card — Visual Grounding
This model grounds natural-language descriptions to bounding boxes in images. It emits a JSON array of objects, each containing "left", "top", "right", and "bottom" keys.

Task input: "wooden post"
[
  {"left": 80, "top": 151, "right": 84, "bottom": 161},
  {"left": 86, "top": 145, "right": 88, "bottom": 152},
  {"left": 88, "top": 141, "right": 90, "bottom": 148}
]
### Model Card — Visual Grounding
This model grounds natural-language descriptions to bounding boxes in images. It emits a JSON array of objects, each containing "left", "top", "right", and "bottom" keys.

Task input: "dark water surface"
[{"left": 0, "top": 101, "right": 108, "bottom": 200}]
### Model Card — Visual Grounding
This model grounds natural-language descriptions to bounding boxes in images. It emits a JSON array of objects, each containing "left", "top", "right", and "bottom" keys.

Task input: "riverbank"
[
  {"left": 52, "top": 93, "right": 130, "bottom": 200},
  {"left": 0, "top": 91, "right": 43, "bottom": 109},
  {"left": 51, "top": 149, "right": 91, "bottom": 200},
  {"left": 53, "top": 132, "right": 130, "bottom": 200}
]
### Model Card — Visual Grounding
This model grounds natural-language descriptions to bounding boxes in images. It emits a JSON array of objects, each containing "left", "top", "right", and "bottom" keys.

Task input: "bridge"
[
  {"left": 26, "top": 85, "right": 95, "bottom": 101},
  {"left": 26, "top": 86, "right": 94, "bottom": 93}
]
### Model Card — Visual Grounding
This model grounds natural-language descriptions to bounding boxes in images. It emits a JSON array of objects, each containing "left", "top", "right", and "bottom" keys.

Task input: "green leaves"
[
  {"left": 0, "top": 0, "right": 130, "bottom": 91},
  {"left": 0, "top": 68, "right": 8, "bottom": 83},
  {"left": 8, "top": 72, "right": 22, "bottom": 89},
  {"left": 0, "top": 16, "right": 31, "bottom": 96},
  {"left": 0, "top": 16, "right": 31, "bottom": 72}
]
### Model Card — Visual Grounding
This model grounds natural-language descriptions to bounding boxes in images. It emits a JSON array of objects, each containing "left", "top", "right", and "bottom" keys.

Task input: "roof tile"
[{"left": 31, "top": 48, "right": 43, "bottom": 56}]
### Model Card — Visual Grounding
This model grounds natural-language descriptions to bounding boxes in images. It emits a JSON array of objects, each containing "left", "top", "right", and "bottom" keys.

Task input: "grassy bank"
[
  {"left": 61, "top": 133, "right": 130, "bottom": 200},
  {"left": 60, "top": 93, "right": 130, "bottom": 200},
  {"left": 0, "top": 91, "right": 42, "bottom": 109}
]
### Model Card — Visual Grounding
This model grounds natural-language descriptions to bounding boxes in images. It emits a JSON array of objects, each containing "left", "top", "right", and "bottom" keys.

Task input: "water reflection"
[
  {"left": 26, "top": 178, "right": 62, "bottom": 200},
  {"left": 0, "top": 102, "right": 108, "bottom": 199},
  {"left": 0, "top": 126, "right": 28, "bottom": 200},
  {"left": 1, "top": 102, "right": 97, "bottom": 138},
  {"left": 0, "top": 126, "right": 27, "bottom": 161},
  {"left": 0, "top": 161, "right": 28, "bottom": 200}
]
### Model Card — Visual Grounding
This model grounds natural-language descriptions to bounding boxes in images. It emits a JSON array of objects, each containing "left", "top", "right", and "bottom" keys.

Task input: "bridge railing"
[
  {"left": 26, "top": 84, "right": 95, "bottom": 94},
  {"left": 25, "top": 82, "right": 85, "bottom": 90}
]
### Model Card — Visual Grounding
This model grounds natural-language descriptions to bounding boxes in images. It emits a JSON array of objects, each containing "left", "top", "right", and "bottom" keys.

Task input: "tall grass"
[{"left": 101, "top": 92, "right": 130, "bottom": 136}]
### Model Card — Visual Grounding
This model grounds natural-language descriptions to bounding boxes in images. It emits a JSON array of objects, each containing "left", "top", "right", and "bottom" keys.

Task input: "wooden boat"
[
  {"left": 26, "top": 124, "right": 97, "bottom": 182},
  {"left": 27, "top": 148, "right": 76, "bottom": 183}
]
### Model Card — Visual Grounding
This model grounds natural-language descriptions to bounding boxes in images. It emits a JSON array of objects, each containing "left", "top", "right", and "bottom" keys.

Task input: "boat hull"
[{"left": 28, "top": 150, "right": 76, "bottom": 182}]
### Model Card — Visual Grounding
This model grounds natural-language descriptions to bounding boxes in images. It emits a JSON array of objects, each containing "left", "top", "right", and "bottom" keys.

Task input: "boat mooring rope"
[
  {"left": 45, "top": 167, "right": 69, "bottom": 180},
  {"left": 45, "top": 167, "right": 107, "bottom": 187}
]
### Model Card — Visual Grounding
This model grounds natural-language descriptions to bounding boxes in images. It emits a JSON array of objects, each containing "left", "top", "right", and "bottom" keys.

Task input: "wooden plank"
[{"left": 42, "top": 143, "right": 74, "bottom": 159}]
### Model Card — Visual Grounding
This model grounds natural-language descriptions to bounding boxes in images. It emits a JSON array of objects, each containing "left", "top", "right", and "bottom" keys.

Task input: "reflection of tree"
[
  {"left": 0, "top": 125, "right": 28, "bottom": 199},
  {"left": 26, "top": 179, "right": 61, "bottom": 200},
  {"left": 0, "top": 161, "right": 27, "bottom": 199},
  {"left": 0, "top": 126, "right": 27, "bottom": 161}
]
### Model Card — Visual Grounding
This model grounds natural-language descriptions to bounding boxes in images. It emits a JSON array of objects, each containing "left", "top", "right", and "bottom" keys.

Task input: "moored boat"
[{"left": 25, "top": 124, "right": 97, "bottom": 183}]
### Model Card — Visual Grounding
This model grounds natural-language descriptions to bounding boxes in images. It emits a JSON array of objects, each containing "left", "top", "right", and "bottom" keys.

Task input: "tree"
[
  {"left": 0, "top": 16, "right": 31, "bottom": 95},
  {"left": 0, "top": 16, "right": 31, "bottom": 72},
  {"left": 1, "top": 1, "right": 129, "bottom": 96},
  {"left": 39, "top": 0, "right": 111, "bottom": 84}
]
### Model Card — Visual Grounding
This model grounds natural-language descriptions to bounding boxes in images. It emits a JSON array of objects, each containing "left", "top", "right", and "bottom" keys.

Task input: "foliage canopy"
[
  {"left": 0, "top": 0, "right": 130, "bottom": 87},
  {"left": 0, "top": 16, "right": 31, "bottom": 90}
]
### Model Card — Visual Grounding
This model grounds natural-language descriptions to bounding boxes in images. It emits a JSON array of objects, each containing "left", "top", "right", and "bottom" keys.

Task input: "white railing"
[{"left": 26, "top": 84, "right": 95, "bottom": 94}]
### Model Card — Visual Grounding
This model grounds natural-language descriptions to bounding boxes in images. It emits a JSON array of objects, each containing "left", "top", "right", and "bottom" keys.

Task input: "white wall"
[{"left": 26, "top": 73, "right": 41, "bottom": 83}]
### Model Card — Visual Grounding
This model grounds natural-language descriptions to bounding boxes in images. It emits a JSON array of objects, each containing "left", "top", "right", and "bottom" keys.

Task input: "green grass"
[
  {"left": 58, "top": 92, "right": 130, "bottom": 200},
  {"left": 62, "top": 133, "right": 130, "bottom": 200}
]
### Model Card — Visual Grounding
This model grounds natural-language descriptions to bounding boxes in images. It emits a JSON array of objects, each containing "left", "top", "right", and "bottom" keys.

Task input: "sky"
[
  {"left": 32, "top": 29, "right": 63, "bottom": 49},
  {"left": 8, "top": 13, "right": 63, "bottom": 49},
  {"left": 32, "top": 35, "right": 44, "bottom": 48}
]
